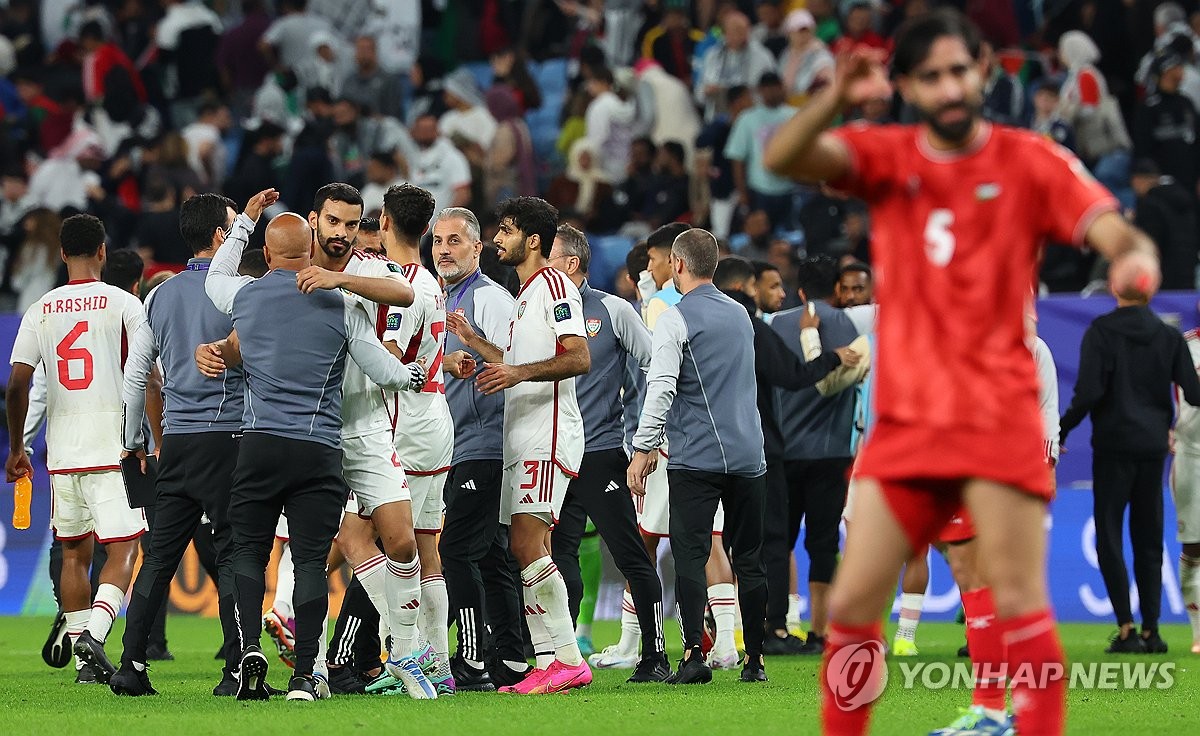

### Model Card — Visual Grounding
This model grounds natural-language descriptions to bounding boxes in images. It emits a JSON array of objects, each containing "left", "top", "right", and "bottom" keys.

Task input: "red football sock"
[
  {"left": 1002, "top": 608, "right": 1065, "bottom": 736},
  {"left": 821, "top": 620, "right": 884, "bottom": 736},
  {"left": 961, "top": 587, "right": 1006, "bottom": 711}
]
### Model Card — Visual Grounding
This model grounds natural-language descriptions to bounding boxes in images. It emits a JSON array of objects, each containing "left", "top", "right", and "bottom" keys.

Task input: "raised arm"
[
  {"left": 763, "top": 50, "right": 892, "bottom": 184},
  {"left": 205, "top": 189, "right": 277, "bottom": 314}
]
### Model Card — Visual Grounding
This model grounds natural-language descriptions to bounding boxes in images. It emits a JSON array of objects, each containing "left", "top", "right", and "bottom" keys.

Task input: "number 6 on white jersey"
[{"left": 924, "top": 209, "right": 955, "bottom": 267}]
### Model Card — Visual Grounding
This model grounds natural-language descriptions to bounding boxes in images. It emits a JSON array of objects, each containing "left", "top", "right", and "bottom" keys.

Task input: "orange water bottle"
[{"left": 13, "top": 473, "right": 31, "bottom": 530}]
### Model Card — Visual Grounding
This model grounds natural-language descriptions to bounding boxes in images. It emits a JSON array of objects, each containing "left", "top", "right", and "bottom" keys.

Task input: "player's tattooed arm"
[{"left": 446, "top": 311, "right": 504, "bottom": 364}]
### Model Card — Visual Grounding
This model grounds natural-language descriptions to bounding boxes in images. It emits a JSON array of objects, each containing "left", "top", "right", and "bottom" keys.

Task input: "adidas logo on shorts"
[
  {"left": 604, "top": 481, "right": 620, "bottom": 493},
  {"left": 520, "top": 494, "right": 534, "bottom": 504},
  {"left": 462, "top": 480, "right": 476, "bottom": 491}
]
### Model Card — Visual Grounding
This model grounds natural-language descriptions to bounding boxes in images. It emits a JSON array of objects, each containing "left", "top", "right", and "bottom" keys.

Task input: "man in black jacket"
[
  {"left": 712, "top": 256, "right": 859, "bottom": 653},
  {"left": 1132, "top": 158, "right": 1198, "bottom": 291},
  {"left": 1061, "top": 282, "right": 1200, "bottom": 654}
]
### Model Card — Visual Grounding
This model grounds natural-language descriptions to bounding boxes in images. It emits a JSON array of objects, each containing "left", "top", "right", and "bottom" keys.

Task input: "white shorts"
[
  {"left": 635, "top": 453, "right": 724, "bottom": 537},
  {"left": 393, "top": 399, "right": 454, "bottom": 474},
  {"left": 343, "top": 431, "right": 410, "bottom": 517},
  {"left": 408, "top": 469, "right": 448, "bottom": 534},
  {"left": 501, "top": 459, "right": 572, "bottom": 525},
  {"left": 1171, "top": 453, "right": 1200, "bottom": 543},
  {"left": 51, "top": 470, "right": 147, "bottom": 543},
  {"left": 275, "top": 514, "right": 289, "bottom": 541}
]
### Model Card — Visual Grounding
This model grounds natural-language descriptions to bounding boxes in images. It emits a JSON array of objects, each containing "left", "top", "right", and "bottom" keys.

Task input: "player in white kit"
[
  {"left": 5, "top": 214, "right": 148, "bottom": 685},
  {"left": 1173, "top": 329, "right": 1200, "bottom": 653},
  {"left": 378, "top": 184, "right": 457, "bottom": 692},
  {"left": 446, "top": 197, "right": 593, "bottom": 694}
]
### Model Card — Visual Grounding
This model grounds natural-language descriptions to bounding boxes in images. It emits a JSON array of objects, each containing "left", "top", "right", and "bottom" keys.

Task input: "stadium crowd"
[{"left": 2, "top": 2, "right": 1200, "bottom": 735}]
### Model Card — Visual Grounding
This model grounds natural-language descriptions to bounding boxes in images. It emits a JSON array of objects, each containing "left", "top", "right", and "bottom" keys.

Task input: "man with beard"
[
  {"left": 409, "top": 114, "right": 471, "bottom": 216},
  {"left": 447, "top": 197, "right": 592, "bottom": 694},
  {"left": 764, "top": 9, "right": 1160, "bottom": 735}
]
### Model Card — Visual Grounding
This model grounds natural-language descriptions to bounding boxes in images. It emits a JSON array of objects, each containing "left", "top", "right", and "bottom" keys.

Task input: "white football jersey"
[
  {"left": 383, "top": 262, "right": 454, "bottom": 472},
  {"left": 1177, "top": 330, "right": 1200, "bottom": 456},
  {"left": 339, "top": 249, "right": 412, "bottom": 439},
  {"left": 9, "top": 280, "right": 146, "bottom": 473},
  {"left": 503, "top": 267, "right": 585, "bottom": 474}
]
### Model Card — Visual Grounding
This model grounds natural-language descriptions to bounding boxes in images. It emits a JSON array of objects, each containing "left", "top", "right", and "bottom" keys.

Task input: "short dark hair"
[
  {"left": 79, "top": 20, "right": 106, "bottom": 43},
  {"left": 626, "top": 242, "right": 650, "bottom": 276},
  {"left": 795, "top": 255, "right": 840, "bottom": 300},
  {"left": 313, "top": 182, "right": 364, "bottom": 216},
  {"left": 495, "top": 197, "right": 559, "bottom": 257},
  {"left": 60, "top": 214, "right": 106, "bottom": 257},
  {"left": 359, "top": 216, "right": 380, "bottom": 233},
  {"left": 179, "top": 193, "right": 236, "bottom": 255},
  {"left": 839, "top": 261, "right": 873, "bottom": 280},
  {"left": 727, "top": 84, "right": 751, "bottom": 105},
  {"left": 661, "top": 141, "right": 686, "bottom": 167},
  {"left": 713, "top": 255, "right": 756, "bottom": 290},
  {"left": 592, "top": 66, "right": 615, "bottom": 85},
  {"left": 239, "top": 248, "right": 268, "bottom": 278},
  {"left": 758, "top": 71, "right": 782, "bottom": 88},
  {"left": 102, "top": 249, "right": 145, "bottom": 291},
  {"left": 198, "top": 101, "right": 223, "bottom": 118},
  {"left": 753, "top": 260, "right": 779, "bottom": 278},
  {"left": 892, "top": 8, "right": 982, "bottom": 77},
  {"left": 382, "top": 183, "right": 436, "bottom": 240},
  {"left": 646, "top": 222, "right": 691, "bottom": 251},
  {"left": 370, "top": 151, "right": 397, "bottom": 169}
]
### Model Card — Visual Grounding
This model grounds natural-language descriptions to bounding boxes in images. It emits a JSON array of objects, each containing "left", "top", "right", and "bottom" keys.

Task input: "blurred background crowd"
[{"left": 1, "top": 0, "right": 1198, "bottom": 313}]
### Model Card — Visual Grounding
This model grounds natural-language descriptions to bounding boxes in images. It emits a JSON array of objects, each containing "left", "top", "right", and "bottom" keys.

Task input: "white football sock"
[
  {"left": 419, "top": 575, "right": 450, "bottom": 665},
  {"left": 787, "top": 593, "right": 803, "bottom": 630},
  {"left": 314, "top": 615, "right": 329, "bottom": 679},
  {"left": 384, "top": 557, "right": 421, "bottom": 658},
  {"left": 522, "top": 556, "right": 582, "bottom": 666},
  {"left": 274, "top": 543, "right": 295, "bottom": 620},
  {"left": 1181, "top": 555, "right": 1200, "bottom": 642},
  {"left": 708, "top": 583, "right": 737, "bottom": 652},
  {"left": 87, "top": 583, "right": 125, "bottom": 643},
  {"left": 522, "top": 583, "right": 555, "bottom": 670},
  {"left": 616, "top": 589, "right": 641, "bottom": 655},
  {"left": 353, "top": 554, "right": 391, "bottom": 635},
  {"left": 896, "top": 593, "right": 924, "bottom": 643},
  {"left": 65, "top": 609, "right": 89, "bottom": 669}
]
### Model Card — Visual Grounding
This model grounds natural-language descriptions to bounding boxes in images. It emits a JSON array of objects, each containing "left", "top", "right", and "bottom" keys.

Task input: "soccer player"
[
  {"left": 378, "top": 183, "right": 457, "bottom": 692},
  {"left": 447, "top": 196, "right": 593, "bottom": 694},
  {"left": 1176, "top": 328, "right": 1200, "bottom": 654},
  {"left": 111, "top": 192, "right": 260, "bottom": 697},
  {"left": 435, "top": 207, "right": 528, "bottom": 691},
  {"left": 628, "top": 229, "right": 770, "bottom": 685},
  {"left": 204, "top": 210, "right": 425, "bottom": 702},
  {"left": 6, "top": 214, "right": 149, "bottom": 685},
  {"left": 762, "top": 10, "right": 1160, "bottom": 735},
  {"left": 546, "top": 224, "right": 671, "bottom": 683}
]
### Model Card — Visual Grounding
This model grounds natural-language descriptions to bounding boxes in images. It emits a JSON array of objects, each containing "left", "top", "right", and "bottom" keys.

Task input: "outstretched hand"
[
  {"left": 244, "top": 188, "right": 280, "bottom": 222},
  {"left": 834, "top": 49, "right": 893, "bottom": 109}
]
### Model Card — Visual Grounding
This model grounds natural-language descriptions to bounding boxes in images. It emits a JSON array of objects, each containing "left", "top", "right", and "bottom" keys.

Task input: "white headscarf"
[{"left": 1058, "top": 31, "right": 1101, "bottom": 70}]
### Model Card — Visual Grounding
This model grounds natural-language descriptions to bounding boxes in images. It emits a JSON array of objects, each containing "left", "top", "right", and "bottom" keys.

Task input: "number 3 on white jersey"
[{"left": 924, "top": 209, "right": 955, "bottom": 267}]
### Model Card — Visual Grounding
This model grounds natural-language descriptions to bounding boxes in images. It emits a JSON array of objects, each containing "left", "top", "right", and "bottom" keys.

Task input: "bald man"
[{"left": 204, "top": 202, "right": 427, "bottom": 702}]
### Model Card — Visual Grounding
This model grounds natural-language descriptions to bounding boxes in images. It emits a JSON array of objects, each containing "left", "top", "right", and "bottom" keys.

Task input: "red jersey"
[{"left": 832, "top": 122, "right": 1116, "bottom": 489}]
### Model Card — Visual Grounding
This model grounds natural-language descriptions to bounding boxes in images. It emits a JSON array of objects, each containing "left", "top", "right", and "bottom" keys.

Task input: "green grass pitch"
[{"left": 0, "top": 617, "right": 1196, "bottom": 735}]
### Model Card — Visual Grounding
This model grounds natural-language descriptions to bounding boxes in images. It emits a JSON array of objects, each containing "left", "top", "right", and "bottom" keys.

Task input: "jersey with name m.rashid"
[
  {"left": 9, "top": 280, "right": 146, "bottom": 473},
  {"left": 339, "top": 249, "right": 413, "bottom": 439},
  {"left": 383, "top": 261, "right": 454, "bottom": 473},
  {"left": 504, "top": 266, "right": 586, "bottom": 475},
  {"left": 830, "top": 121, "right": 1117, "bottom": 494}
]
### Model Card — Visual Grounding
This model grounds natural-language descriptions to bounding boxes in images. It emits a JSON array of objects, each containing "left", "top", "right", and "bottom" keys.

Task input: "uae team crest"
[{"left": 586, "top": 318, "right": 602, "bottom": 337}]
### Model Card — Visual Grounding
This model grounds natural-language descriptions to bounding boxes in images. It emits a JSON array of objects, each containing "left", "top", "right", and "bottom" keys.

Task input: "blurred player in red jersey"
[{"left": 764, "top": 9, "right": 1160, "bottom": 736}]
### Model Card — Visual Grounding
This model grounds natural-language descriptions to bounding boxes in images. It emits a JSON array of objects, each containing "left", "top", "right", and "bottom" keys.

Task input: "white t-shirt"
[
  {"left": 383, "top": 262, "right": 453, "bottom": 471},
  {"left": 411, "top": 138, "right": 471, "bottom": 219},
  {"left": 503, "top": 267, "right": 586, "bottom": 474},
  {"left": 339, "top": 250, "right": 412, "bottom": 439},
  {"left": 439, "top": 106, "right": 498, "bottom": 150},
  {"left": 9, "top": 280, "right": 146, "bottom": 473}
]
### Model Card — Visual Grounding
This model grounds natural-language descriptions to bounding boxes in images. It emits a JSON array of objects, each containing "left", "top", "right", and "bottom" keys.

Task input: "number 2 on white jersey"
[{"left": 924, "top": 209, "right": 955, "bottom": 267}]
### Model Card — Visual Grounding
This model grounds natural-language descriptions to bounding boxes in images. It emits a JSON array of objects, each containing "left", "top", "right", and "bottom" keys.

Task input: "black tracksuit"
[
  {"left": 722, "top": 290, "right": 843, "bottom": 633},
  {"left": 1134, "top": 179, "right": 1199, "bottom": 291},
  {"left": 1061, "top": 304, "right": 1200, "bottom": 630}
]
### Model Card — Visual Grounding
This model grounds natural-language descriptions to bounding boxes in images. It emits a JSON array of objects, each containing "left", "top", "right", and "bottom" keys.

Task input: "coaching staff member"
[
  {"left": 205, "top": 209, "right": 425, "bottom": 701},
  {"left": 627, "top": 228, "right": 769, "bottom": 685}
]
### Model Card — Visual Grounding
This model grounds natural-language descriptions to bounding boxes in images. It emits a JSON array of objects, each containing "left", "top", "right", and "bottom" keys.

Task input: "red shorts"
[{"left": 938, "top": 510, "right": 976, "bottom": 544}]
